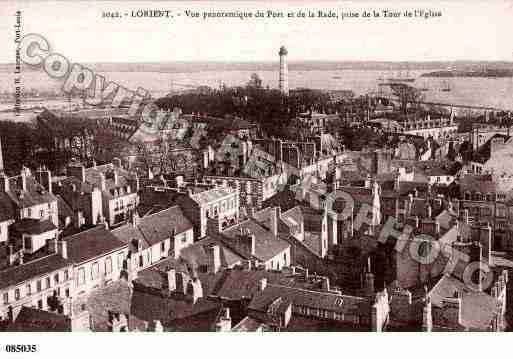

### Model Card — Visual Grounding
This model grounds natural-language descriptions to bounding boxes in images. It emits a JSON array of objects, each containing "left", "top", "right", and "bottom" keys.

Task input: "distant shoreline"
[
  {"left": 1, "top": 61, "right": 513, "bottom": 74},
  {"left": 421, "top": 69, "right": 513, "bottom": 78}
]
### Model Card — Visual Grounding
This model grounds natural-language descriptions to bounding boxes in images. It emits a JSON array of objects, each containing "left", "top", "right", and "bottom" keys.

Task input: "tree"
[
  {"left": 247, "top": 73, "right": 263, "bottom": 89},
  {"left": 390, "top": 83, "right": 423, "bottom": 114}
]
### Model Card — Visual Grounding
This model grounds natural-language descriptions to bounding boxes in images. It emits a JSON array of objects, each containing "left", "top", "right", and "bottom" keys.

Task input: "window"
[
  {"left": 105, "top": 257, "right": 113, "bottom": 275},
  {"left": 161, "top": 241, "right": 166, "bottom": 253},
  {"left": 138, "top": 255, "right": 143, "bottom": 268},
  {"left": 65, "top": 288, "right": 70, "bottom": 298},
  {"left": 26, "top": 283, "right": 31, "bottom": 295},
  {"left": 37, "top": 299, "right": 42, "bottom": 309},
  {"left": 45, "top": 277, "right": 51, "bottom": 289},
  {"left": 54, "top": 273, "right": 60, "bottom": 284},
  {"left": 27, "top": 208, "right": 32, "bottom": 217},
  {"left": 40, "top": 210, "right": 44, "bottom": 218},
  {"left": 78, "top": 268, "right": 85, "bottom": 285},
  {"left": 3, "top": 292, "right": 8, "bottom": 304},
  {"left": 180, "top": 233, "right": 188, "bottom": 244},
  {"left": 64, "top": 270, "right": 69, "bottom": 281},
  {"left": 91, "top": 262, "right": 99, "bottom": 280},
  {"left": 36, "top": 280, "right": 42, "bottom": 292},
  {"left": 117, "top": 253, "right": 124, "bottom": 270},
  {"left": 14, "top": 288, "right": 20, "bottom": 301}
]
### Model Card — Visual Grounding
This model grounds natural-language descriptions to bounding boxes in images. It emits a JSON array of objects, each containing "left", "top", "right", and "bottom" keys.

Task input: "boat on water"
[
  {"left": 386, "top": 77, "right": 415, "bottom": 83},
  {"left": 386, "top": 69, "right": 415, "bottom": 83},
  {"left": 441, "top": 80, "right": 451, "bottom": 92},
  {"left": 332, "top": 76, "right": 342, "bottom": 79}
]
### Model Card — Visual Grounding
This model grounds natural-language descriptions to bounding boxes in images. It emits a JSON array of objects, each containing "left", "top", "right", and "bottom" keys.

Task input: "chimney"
[
  {"left": 67, "top": 164, "right": 86, "bottom": 183},
  {"left": 0, "top": 174, "right": 9, "bottom": 192},
  {"left": 258, "top": 277, "right": 267, "bottom": 292},
  {"left": 321, "top": 277, "right": 330, "bottom": 291},
  {"left": 440, "top": 293, "right": 462, "bottom": 326},
  {"left": 7, "top": 244, "right": 15, "bottom": 266},
  {"left": 426, "top": 204, "right": 432, "bottom": 219},
  {"left": 175, "top": 272, "right": 188, "bottom": 294},
  {"left": 131, "top": 211, "right": 140, "bottom": 227},
  {"left": 422, "top": 298, "right": 433, "bottom": 332},
  {"left": 463, "top": 209, "right": 469, "bottom": 224},
  {"left": 270, "top": 207, "right": 280, "bottom": 237},
  {"left": 149, "top": 320, "right": 164, "bottom": 332},
  {"left": 250, "top": 234, "right": 256, "bottom": 256},
  {"left": 112, "top": 158, "right": 122, "bottom": 168},
  {"left": 57, "top": 240, "right": 68, "bottom": 259},
  {"left": 166, "top": 268, "right": 176, "bottom": 292},
  {"left": 48, "top": 237, "right": 58, "bottom": 254},
  {"left": 100, "top": 173, "right": 106, "bottom": 191},
  {"left": 20, "top": 169, "right": 27, "bottom": 192},
  {"left": 479, "top": 225, "right": 492, "bottom": 264},
  {"left": 215, "top": 307, "right": 232, "bottom": 332},
  {"left": 188, "top": 278, "right": 203, "bottom": 304},
  {"left": 206, "top": 244, "right": 221, "bottom": 274},
  {"left": 364, "top": 257, "right": 374, "bottom": 296}
]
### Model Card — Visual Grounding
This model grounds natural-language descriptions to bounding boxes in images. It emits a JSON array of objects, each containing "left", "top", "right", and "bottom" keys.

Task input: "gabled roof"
[
  {"left": 114, "top": 206, "right": 193, "bottom": 251},
  {"left": 6, "top": 175, "right": 57, "bottom": 208},
  {"left": 221, "top": 219, "right": 290, "bottom": 262},
  {"left": 64, "top": 225, "right": 127, "bottom": 264}
]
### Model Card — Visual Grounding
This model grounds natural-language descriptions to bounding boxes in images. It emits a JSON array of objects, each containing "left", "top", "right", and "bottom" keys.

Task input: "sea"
[{"left": 1, "top": 64, "right": 513, "bottom": 121}]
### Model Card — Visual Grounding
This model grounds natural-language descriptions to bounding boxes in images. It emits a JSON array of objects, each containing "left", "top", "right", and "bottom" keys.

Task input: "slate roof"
[
  {"left": 112, "top": 206, "right": 193, "bottom": 250},
  {"left": 8, "top": 307, "right": 71, "bottom": 332},
  {"left": 6, "top": 175, "right": 57, "bottom": 208},
  {"left": 63, "top": 225, "right": 127, "bottom": 264},
  {"left": 221, "top": 219, "right": 290, "bottom": 262},
  {"left": 129, "top": 289, "right": 221, "bottom": 328},
  {"left": 11, "top": 219, "right": 57, "bottom": 235},
  {"left": 0, "top": 253, "right": 71, "bottom": 289},
  {"left": 249, "top": 284, "right": 370, "bottom": 316}
]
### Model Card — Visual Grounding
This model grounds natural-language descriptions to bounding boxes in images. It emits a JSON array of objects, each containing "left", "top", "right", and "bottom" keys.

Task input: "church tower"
[{"left": 278, "top": 46, "right": 289, "bottom": 96}]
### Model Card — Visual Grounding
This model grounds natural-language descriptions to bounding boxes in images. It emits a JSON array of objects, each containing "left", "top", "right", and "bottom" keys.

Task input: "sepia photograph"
[{"left": 0, "top": 0, "right": 513, "bottom": 349}]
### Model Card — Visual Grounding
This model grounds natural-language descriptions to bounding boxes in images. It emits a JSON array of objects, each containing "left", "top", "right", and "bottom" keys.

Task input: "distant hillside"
[
  {"left": 421, "top": 68, "right": 513, "bottom": 78},
  {"left": 1, "top": 61, "right": 513, "bottom": 73}
]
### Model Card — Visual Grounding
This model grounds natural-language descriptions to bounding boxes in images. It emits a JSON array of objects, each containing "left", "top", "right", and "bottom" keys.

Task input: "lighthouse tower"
[{"left": 278, "top": 46, "right": 289, "bottom": 96}]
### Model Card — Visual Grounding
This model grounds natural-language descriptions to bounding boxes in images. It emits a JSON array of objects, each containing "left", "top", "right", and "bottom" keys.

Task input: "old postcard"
[{"left": 0, "top": 0, "right": 512, "bottom": 352}]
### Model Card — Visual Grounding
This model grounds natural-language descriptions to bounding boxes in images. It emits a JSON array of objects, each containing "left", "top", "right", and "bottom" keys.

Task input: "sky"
[{"left": 1, "top": 0, "right": 513, "bottom": 63}]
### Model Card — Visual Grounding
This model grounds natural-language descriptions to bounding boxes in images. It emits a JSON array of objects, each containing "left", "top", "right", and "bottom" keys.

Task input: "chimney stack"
[
  {"left": 206, "top": 244, "right": 221, "bottom": 274},
  {"left": 67, "top": 164, "right": 85, "bottom": 183},
  {"left": 58, "top": 240, "right": 68, "bottom": 259},
  {"left": 112, "top": 158, "right": 122, "bottom": 168},
  {"left": 258, "top": 277, "right": 267, "bottom": 292},
  {"left": 100, "top": 173, "right": 106, "bottom": 191},
  {"left": 0, "top": 173, "right": 9, "bottom": 193},
  {"left": 270, "top": 207, "right": 280, "bottom": 237},
  {"left": 37, "top": 169, "right": 53, "bottom": 194},
  {"left": 20, "top": 169, "right": 27, "bottom": 192},
  {"left": 166, "top": 268, "right": 176, "bottom": 292},
  {"left": 250, "top": 234, "right": 256, "bottom": 256}
]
